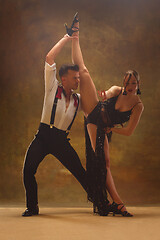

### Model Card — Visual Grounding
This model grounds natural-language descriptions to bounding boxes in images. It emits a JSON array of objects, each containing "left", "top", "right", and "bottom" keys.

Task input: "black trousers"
[{"left": 23, "top": 123, "right": 88, "bottom": 209}]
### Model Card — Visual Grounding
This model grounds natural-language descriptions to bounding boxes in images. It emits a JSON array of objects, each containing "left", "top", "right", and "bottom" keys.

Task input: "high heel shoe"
[
  {"left": 64, "top": 12, "right": 79, "bottom": 36},
  {"left": 111, "top": 202, "right": 133, "bottom": 217}
]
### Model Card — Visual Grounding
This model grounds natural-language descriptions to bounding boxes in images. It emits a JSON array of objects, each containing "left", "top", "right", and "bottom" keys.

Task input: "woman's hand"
[
  {"left": 104, "top": 127, "right": 112, "bottom": 134},
  {"left": 98, "top": 90, "right": 107, "bottom": 101}
]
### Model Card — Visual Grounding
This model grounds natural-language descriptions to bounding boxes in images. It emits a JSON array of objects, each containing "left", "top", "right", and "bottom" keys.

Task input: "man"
[{"left": 22, "top": 34, "right": 88, "bottom": 216}]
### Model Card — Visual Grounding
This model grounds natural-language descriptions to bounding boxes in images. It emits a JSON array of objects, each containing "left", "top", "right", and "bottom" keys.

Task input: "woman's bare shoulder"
[
  {"left": 108, "top": 86, "right": 122, "bottom": 96},
  {"left": 137, "top": 99, "right": 144, "bottom": 111},
  {"left": 135, "top": 95, "right": 144, "bottom": 105},
  {"left": 133, "top": 95, "right": 144, "bottom": 112}
]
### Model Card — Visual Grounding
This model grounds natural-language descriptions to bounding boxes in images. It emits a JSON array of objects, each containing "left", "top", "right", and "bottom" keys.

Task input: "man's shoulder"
[
  {"left": 74, "top": 93, "right": 80, "bottom": 98},
  {"left": 45, "top": 61, "right": 56, "bottom": 71}
]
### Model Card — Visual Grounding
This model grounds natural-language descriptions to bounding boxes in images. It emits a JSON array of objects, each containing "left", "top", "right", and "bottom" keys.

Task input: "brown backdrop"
[{"left": 0, "top": 0, "right": 160, "bottom": 206}]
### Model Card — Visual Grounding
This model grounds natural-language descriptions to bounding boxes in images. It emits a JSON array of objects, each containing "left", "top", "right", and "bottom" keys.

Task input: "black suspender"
[
  {"left": 50, "top": 87, "right": 59, "bottom": 128},
  {"left": 67, "top": 93, "right": 79, "bottom": 130},
  {"left": 50, "top": 87, "right": 79, "bottom": 130}
]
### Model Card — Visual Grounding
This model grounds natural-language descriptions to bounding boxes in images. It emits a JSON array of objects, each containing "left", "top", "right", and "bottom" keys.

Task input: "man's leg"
[
  {"left": 52, "top": 136, "right": 88, "bottom": 193},
  {"left": 22, "top": 132, "right": 47, "bottom": 216}
]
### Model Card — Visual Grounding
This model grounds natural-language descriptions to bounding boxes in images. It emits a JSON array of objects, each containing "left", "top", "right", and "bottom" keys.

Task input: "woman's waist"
[
  {"left": 86, "top": 101, "right": 114, "bottom": 128},
  {"left": 86, "top": 102, "right": 101, "bottom": 125}
]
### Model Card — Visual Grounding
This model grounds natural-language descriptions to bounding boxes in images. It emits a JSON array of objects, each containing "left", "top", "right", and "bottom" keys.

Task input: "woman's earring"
[
  {"left": 137, "top": 88, "right": 141, "bottom": 95},
  {"left": 123, "top": 88, "right": 127, "bottom": 95}
]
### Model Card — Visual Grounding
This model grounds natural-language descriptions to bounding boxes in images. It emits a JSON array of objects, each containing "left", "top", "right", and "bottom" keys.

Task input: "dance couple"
[{"left": 22, "top": 13, "right": 144, "bottom": 217}]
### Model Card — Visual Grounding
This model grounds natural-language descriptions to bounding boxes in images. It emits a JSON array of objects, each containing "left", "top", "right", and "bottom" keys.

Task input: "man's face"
[{"left": 64, "top": 70, "right": 80, "bottom": 90}]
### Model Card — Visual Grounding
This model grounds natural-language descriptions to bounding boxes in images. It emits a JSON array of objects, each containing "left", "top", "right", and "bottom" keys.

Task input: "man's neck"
[{"left": 63, "top": 86, "right": 73, "bottom": 100}]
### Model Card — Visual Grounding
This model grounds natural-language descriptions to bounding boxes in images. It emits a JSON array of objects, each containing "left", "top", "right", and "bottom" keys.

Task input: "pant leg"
[
  {"left": 23, "top": 131, "right": 48, "bottom": 209},
  {"left": 51, "top": 135, "right": 88, "bottom": 193}
]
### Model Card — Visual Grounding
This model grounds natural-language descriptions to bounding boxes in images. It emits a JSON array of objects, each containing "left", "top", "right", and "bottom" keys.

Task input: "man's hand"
[{"left": 63, "top": 34, "right": 78, "bottom": 41}]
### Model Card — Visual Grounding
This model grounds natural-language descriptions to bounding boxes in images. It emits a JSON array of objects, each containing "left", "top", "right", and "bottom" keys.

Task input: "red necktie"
[
  {"left": 56, "top": 86, "right": 63, "bottom": 99},
  {"left": 56, "top": 86, "right": 78, "bottom": 107},
  {"left": 73, "top": 94, "right": 78, "bottom": 107}
]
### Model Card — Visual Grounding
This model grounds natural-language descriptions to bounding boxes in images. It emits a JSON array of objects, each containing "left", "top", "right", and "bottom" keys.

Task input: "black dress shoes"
[{"left": 22, "top": 206, "right": 39, "bottom": 217}]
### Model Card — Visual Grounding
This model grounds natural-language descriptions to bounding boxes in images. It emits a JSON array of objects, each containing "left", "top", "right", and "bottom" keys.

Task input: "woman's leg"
[
  {"left": 71, "top": 16, "right": 129, "bottom": 214},
  {"left": 104, "top": 135, "right": 129, "bottom": 211},
  {"left": 72, "top": 21, "right": 98, "bottom": 115},
  {"left": 87, "top": 123, "right": 127, "bottom": 211}
]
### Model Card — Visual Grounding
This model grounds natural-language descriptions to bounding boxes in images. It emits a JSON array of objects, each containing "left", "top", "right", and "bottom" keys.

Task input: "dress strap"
[
  {"left": 50, "top": 86, "right": 59, "bottom": 128},
  {"left": 115, "top": 87, "right": 122, "bottom": 99},
  {"left": 118, "top": 87, "right": 123, "bottom": 96},
  {"left": 131, "top": 102, "right": 142, "bottom": 111}
]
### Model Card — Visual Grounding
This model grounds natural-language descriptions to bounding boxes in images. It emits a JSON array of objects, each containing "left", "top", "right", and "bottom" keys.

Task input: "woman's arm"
[
  {"left": 111, "top": 103, "right": 144, "bottom": 136},
  {"left": 98, "top": 86, "right": 121, "bottom": 101}
]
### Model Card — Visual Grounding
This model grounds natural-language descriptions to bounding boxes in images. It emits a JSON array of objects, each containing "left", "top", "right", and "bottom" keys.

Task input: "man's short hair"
[{"left": 59, "top": 64, "right": 79, "bottom": 78}]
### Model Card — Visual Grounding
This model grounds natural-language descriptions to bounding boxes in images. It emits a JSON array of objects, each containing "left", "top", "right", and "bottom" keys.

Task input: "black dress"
[{"left": 85, "top": 91, "right": 134, "bottom": 215}]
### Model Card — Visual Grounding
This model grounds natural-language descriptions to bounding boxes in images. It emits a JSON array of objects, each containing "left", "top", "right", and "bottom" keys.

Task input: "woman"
[{"left": 67, "top": 13, "right": 144, "bottom": 216}]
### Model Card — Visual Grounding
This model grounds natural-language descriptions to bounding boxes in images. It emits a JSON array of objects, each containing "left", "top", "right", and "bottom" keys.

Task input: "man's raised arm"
[{"left": 46, "top": 34, "right": 73, "bottom": 65}]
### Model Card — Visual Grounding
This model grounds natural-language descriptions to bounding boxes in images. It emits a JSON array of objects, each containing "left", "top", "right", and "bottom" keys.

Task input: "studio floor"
[{"left": 0, "top": 206, "right": 160, "bottom": 240}]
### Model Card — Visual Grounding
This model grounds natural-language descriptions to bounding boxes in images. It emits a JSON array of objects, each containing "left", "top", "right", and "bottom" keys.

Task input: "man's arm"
[{"left": 46, "top": 34, "right": 73, "bottom": 65}]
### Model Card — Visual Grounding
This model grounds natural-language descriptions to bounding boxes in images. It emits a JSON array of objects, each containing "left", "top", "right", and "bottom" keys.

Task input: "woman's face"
[{"left": 123, "top": 74, "right": 138, "bottom": 94}]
